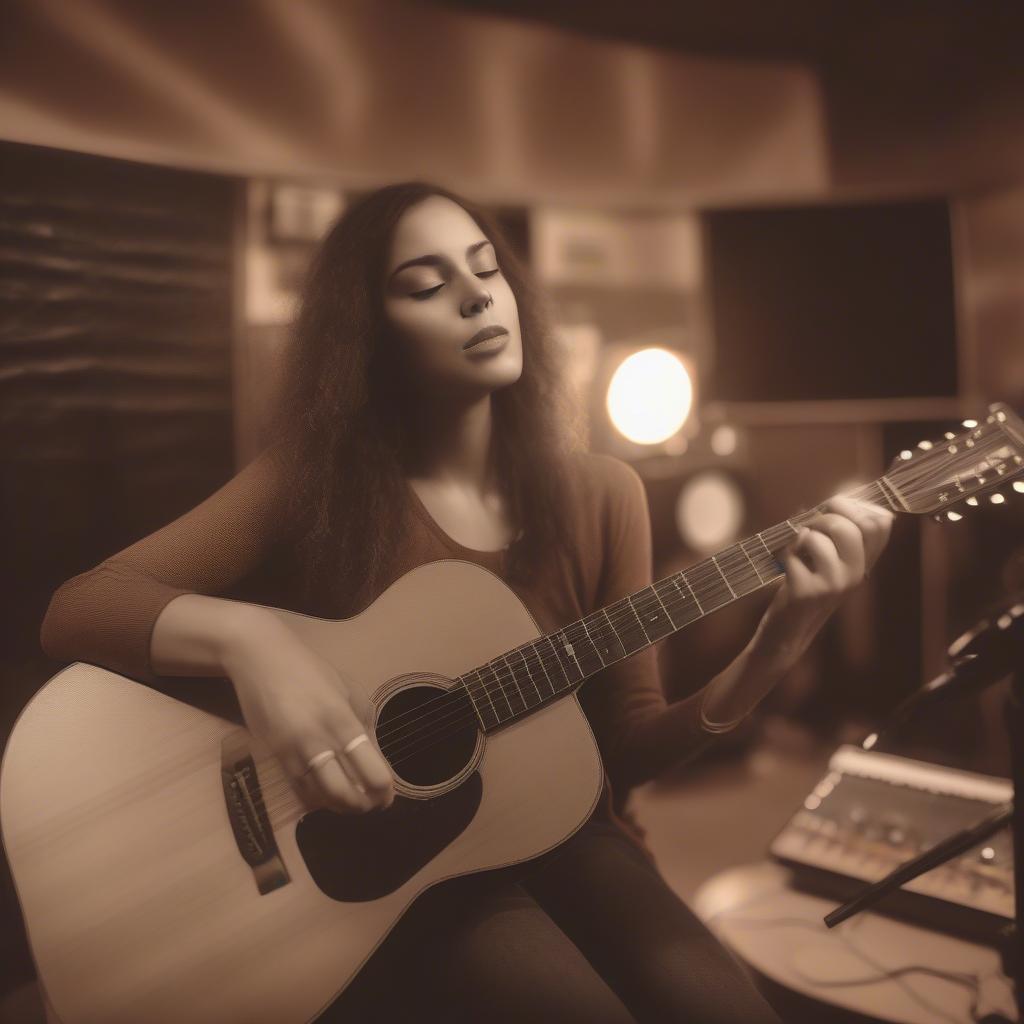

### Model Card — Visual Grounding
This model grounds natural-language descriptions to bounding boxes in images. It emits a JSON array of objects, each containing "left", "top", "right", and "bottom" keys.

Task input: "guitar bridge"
[{"left": 221, "top": 733, "right": 290, "bottom": 894}]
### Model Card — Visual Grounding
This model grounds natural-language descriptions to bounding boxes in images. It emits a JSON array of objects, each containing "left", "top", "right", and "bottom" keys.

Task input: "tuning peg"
[
  {"left": 966, "top": 496, "right": 979, "bottom": 506},
  {"left": 990, "top": 493, "right": 1006, "bottom": 505},
  {"left": 899, "top": 449, "right": 913, "bottom": 461},
  {"left": 917, "top": 439, "right": 934, "bottom": 451},
  {"left": 1014, "top": 481, "right": 1024, "bottom": 494},
  {"left": 944, "top": 510, "right": 963, "bottom": 522}
]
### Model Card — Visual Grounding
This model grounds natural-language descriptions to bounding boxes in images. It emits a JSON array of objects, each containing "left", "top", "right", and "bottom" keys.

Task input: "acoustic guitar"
[{"left": 4, "top": 405, "right": 1023, "bottom": 1024}]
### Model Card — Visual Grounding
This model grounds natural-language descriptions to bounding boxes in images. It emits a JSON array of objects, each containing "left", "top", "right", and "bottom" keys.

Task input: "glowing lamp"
[
  {"left": 710, "top": 424, "right": 738, "bottom": 457},
  {"left": 606, "top": 348, "right": 693, "bottom": 445},
  {"left": 674, "top": 470, "right": 745, "bottom": 554}
]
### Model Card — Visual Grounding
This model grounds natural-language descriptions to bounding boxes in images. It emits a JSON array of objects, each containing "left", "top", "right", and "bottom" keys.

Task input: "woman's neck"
[{"left": 405, "top": 393, "right": 497, "bottom": 494}]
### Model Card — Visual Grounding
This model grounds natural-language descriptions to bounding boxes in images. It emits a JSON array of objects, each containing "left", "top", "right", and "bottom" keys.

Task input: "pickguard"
[{"left": 295, "top": 773, "right": 482, "bottom": 901}]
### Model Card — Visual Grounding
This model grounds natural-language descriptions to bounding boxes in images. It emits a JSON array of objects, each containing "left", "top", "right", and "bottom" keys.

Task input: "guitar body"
[{"left": 1, "top": 561, "right": 604, "bottom": 1024}]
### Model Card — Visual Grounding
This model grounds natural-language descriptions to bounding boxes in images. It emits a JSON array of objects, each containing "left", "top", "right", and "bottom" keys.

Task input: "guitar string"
[
  {"left": 251, "top": 536, "right": 795, "bottom": 810},
  {"left": 355, "top": 451, "right": 999, "bottom": 752},
  {"left": 255, "top": 509, "right": 805, "bottom": 804},
  {"left": 245, "top": 432, "right": 1022, "bottom": 814},
  {"left": 229, "top": 431, "right": 1023, "bottom": 808},
  {"left": 365, "top": 480, "right": 885, "bottom": 744},
  {"left": 256, "top": 453, "right": 1020, "bottom": 815},
  {"left": 376, "top": 457, "right": 996, "bottom": 745},
  {"left": 253, "top": 484, "right": 890, "bottom": 807},
  {"left": 267, "top": 440, "right": 1023, "bottom": 800},
  {"left": 253, "top": 480, "right": 891, "bottom": 803},
  {"left": 270, "top": 472, "right": 998, "bottom": 809},
  {"left": 367, "top": 499, "right": 830, "bottom": 741}
]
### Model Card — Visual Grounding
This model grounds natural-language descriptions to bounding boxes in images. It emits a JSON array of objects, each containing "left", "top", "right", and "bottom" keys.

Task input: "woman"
[{"left": 42, "top": 182, "right": 892, "bottom": 1022}]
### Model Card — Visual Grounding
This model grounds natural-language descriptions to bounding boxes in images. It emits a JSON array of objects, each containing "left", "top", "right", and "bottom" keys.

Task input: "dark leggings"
[{"left": 327, "top": 818, "right": 782, "bottom": 1023}]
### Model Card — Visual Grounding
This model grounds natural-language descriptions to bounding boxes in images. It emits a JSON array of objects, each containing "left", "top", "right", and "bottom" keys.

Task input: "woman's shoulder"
[{"left": 565, "top": 451, "right": 645, "bottom": 510}]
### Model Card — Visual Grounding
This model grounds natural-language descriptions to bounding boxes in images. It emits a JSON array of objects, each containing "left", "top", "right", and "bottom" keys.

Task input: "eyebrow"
[{"left": 389, "top": 240, "right": 493, "bottom": 279}]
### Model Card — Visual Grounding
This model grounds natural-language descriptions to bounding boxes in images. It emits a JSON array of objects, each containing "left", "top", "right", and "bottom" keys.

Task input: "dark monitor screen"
[{"left": 704, "top": 200, "right": 958, "bottom": 403}]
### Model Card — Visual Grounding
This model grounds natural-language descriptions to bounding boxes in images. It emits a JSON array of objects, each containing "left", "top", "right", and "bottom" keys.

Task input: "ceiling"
[
  {"left": 434, "top": 1, "right": 1023, "bottom": 70},
  {"left": 435, "top": 0, "right": 1024, "bottom": 191}
]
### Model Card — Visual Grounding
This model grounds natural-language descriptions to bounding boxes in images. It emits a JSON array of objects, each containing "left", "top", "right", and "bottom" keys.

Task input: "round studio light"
[
  {"left": 606, "top": 347, "right": 693, "bottom": 445},
  {"left": 710, "top": 424, "right": 738, "bottom": 457},
  {"left": 675, "top": 470, "right": 745, "bottom": 554}
]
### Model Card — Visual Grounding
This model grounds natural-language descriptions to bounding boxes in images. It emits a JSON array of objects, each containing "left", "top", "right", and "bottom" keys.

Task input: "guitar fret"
[
  {"left": 681, "top": 572, "right": 704, "bottom": 614},
  {"left": 472, "top": 667, "right": 501, "bottom": 728},
  {"left": 500, "top": 655, "right": 528, "bottom": 715},
  {"left": 517, "top": 648, "right": 543, "bottom": 703},
  {"left": 545, "top": 633, "right": 577, "bottom": 689},
  {"left": 671, "top": 573, "right": 703, "bottom": 618},
  {"left": 721, "top": 543, "right": 762, "bottom": 596},
  {"left": 598, "top": 610, "right": 630, "bottom": 659},
  {"left": 626, "top": 594, "right": 651, "bottom": 643},
  {"left": 489, "top": 662, "right": 514, "bottom": 717},
  {"left": 711, "top": 555, "right": 737, "bottom": 599},
  {"left": 531, "top": 639, "right": 556, "bottom": 697},
  {"left": 757, "top": 531, "right": 774, "bottom": 562},
  {"left": 739, "top": 538, "right": 766, "bottom": 584},
  {"left": 466, "top": 667, "right": 497, "bottom": 733},
  {"left": 556, "top": 630, "right": 585, "bottom": 680},
  {"left": 461, "top": 673, "right": 483, "bottom": 727},
  {"left": 651, "top": 584, "right": 678, "bottom": 629},
  {"left": 578, "top": 618, "right": 606, "bottom": 668}
]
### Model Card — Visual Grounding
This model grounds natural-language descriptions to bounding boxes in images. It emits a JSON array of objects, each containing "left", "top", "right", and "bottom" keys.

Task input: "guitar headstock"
[{"left": 885, "top": 403, "right": 1024, "bottom": 518}]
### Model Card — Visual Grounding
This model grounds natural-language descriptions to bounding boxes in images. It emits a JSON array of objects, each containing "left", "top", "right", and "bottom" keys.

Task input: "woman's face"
[{"left": 382, "top": 196, "right": 523, "bottom": 399}]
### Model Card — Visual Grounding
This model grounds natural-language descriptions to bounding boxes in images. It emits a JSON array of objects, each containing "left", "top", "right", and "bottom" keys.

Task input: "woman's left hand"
[{"left": 757, "top": 495, "right": 894, "bottom": 666}]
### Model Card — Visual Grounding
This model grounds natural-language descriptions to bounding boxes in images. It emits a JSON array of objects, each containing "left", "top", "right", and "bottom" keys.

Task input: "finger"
[
  {"left": 804, "top": 512, "right": 865, "bottom": 581},
  {"left": 791, "top": 527, "right": 846, "bottom": 589},
  {"left": 302, "top": 751, "right": 374, "bottom": 814},
  {"left": 824, "top": 495, "right": 894, "bottom": 569},
  {"left": 824, "top": 495, "right": 891, "bottom": 533},
  {"left": 326, "top": 704, "right": 394, "bottom": 808},
  {"left": 340, "top": 733, "right": 395, "bottom": 808},
  {"left": 780, "top": 543, "right": 817, "bottom": 595}
]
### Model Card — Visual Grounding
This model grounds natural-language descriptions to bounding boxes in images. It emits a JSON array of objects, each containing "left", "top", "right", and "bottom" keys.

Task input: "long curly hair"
[{"left": 273, "top": 182, "right": 583, "bottom": 614}]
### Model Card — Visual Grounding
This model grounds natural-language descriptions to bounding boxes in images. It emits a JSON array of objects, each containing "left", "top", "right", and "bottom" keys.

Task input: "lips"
[{"left": 463, "top": 325, "right": 508, "bottom": 350}]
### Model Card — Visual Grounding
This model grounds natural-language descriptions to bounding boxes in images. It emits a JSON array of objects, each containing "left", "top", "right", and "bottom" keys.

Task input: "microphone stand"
[
  {"left": 1006, "top": 660, "right": 1024, "bottom": 1009},
  {"left": 823, "top": 603, "right": 1024, "bottom": 1012}
]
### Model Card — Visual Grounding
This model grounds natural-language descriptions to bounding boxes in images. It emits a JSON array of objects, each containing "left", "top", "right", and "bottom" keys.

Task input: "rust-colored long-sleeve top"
[{"left": 40, "top": 451, "right": 710, "bottom": 792}]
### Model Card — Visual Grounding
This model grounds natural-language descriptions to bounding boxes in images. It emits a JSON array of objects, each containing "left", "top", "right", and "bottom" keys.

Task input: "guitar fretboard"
[{"left": 459, "top": 479, "right": 893, "bottom": 731}]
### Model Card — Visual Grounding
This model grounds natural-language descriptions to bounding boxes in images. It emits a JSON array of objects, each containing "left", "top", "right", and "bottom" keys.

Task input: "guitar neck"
[{"left": 460, "top": 478, "right": 897, "bottom": 731}]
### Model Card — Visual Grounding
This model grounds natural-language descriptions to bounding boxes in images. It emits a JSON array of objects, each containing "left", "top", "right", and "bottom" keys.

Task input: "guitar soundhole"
[{"left": 376, "top": 682, "right": 478, "bottom": 787}]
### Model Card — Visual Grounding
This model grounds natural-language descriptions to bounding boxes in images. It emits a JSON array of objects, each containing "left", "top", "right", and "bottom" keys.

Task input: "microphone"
[{"left": 864, "top": 602, "right": 1024, "bottom": 752}]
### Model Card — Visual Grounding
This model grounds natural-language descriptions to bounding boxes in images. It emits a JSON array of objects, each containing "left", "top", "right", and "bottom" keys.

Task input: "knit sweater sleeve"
[
  {"left": 579, "top": 457, "right": 709, "bottom": 790},
  {"left": 40, "top": 452, "right": 285, "bottom": 683}
]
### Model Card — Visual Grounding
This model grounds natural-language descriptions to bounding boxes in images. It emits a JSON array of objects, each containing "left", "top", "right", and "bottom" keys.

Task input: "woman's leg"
[
  {"left": 330, "top": 870, "right": 639, "bottom": 1024},
  {"left": 523, "top": 820, "right": 784, "bottom": 1024}
]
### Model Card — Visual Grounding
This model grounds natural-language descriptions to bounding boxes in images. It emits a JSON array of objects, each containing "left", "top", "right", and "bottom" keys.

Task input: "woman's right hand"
[{"left": 220, "top": 609, "right": 395, "bottom": 814}]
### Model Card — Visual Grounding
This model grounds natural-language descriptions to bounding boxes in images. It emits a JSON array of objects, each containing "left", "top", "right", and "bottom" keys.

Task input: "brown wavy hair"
[{"left": 273, "top": 182, "right": 582, "bottom": 614}]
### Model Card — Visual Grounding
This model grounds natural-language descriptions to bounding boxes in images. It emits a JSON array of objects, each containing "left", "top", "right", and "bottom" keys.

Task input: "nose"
[{"left": 460, "top": 281, "right": 493, "bottom": 318}]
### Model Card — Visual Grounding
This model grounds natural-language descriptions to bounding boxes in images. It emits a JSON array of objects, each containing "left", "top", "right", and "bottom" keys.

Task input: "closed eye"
[
  {"left": 410, "top": 269, "right": 498, "bottom": 299},
  {"left": 410, "top": 284, "right": 444, "bottom": 300}
]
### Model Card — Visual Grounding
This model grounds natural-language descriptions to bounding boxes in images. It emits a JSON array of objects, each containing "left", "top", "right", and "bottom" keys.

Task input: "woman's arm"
[
  {"left": 586, "top": 462, "right": 892, "bottom": 789},
  {"left": 40, "top": 453, "right": 394, "bottom": 814},
  {"left": 40, "top": 452, "right": 284, "bottom": 681},
  {"left": 698, "top": 495, "right": 893, "bottom": 729}
]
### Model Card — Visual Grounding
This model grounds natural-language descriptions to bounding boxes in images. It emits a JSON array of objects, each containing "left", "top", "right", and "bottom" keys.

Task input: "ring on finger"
[
  {"left": 303, "top": 749, "right": 336, "bottom": 775},
  {"left": 343, "top": 733, "right": 370, "bottom": 756}
]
